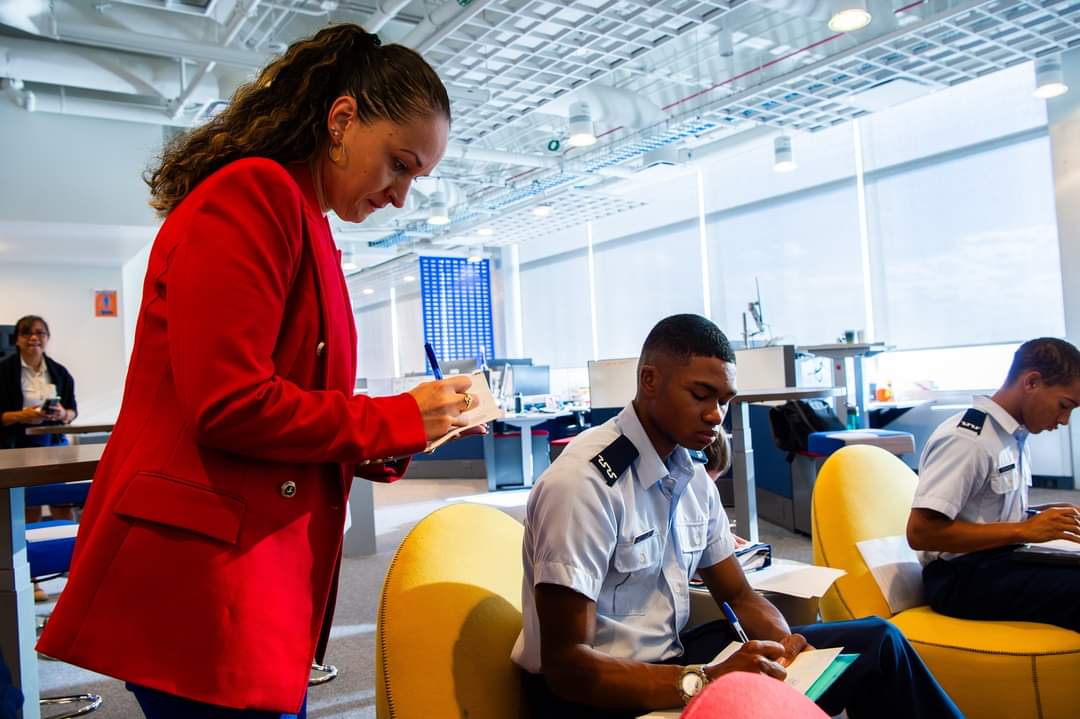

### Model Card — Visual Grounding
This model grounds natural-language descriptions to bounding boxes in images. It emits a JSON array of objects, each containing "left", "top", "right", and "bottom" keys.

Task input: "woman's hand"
[
  {"left": 44, "top": 403, "right": 67, "bottom": 422},
  {"left": 408, "top": 375, "right": 476, "bottom": 441},
  {"left": 18, "top": 407, "right": 47, "bottom": 425}
]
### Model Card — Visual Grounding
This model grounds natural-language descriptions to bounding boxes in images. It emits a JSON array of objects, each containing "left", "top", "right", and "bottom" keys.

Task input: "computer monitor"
[
  {"left": 489, "top": 357, "right": 533, "bottom": 366},
  {"left": 510, "top": 364, "right": 550, "bottom": 396},
  {"left": 441, "top": 358, "right": 478, "bottom": 375}
]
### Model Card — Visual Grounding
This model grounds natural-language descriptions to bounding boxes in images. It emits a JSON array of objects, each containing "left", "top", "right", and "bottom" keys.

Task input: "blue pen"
[
  {"left": 424, "top": 342, "right": 443, "bottom": 380},
  {"left": 721, "top": 601, "right": 750, "bottom": 643}
]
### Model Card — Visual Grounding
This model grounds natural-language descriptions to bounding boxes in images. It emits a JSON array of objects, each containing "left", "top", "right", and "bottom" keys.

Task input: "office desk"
[
  {"left": 0, "top": 444, "right": 104, "bottom": 719},
  {"left": 798, "top": 343, "right": 888, "bottom": 428},
  {"left": 26, "top": 423, "right": 115, "bottom": 445},
  {"left": 730, "top": 387, "right": 845, "bottom": 542},
  {"left": 496, "top": 410, "right": 571, "bottom": 489}
]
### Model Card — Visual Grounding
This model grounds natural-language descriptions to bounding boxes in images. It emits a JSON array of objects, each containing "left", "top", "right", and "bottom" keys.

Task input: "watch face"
[{"left": 680, "top": 671, "right": 704, "bottom": 697}]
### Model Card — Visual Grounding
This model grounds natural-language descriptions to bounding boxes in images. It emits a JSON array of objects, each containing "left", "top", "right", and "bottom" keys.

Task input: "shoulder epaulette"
[
  {"left": 957, "top": 408, "right": 987, "bottom": 435},
  {"left": 590, "top": 435, "right": 639, "bottom": 487}
]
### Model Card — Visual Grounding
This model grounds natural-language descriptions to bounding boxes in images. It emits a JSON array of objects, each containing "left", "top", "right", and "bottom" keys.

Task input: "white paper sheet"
[
  {"left": 746, "top": 561, "right": 846, "bottom": 599},
  {"left": 856, "top": 535, "right": 925, "bottom": 614},
  {"left": 1031, "top": 538, "right": 1080, "bottom": 553}
]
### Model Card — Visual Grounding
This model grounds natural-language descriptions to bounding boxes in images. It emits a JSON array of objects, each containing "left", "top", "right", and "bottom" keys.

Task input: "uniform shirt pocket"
[
  {"left": 610, "top": 533, "right": 662, "bottom": 616},
  {"left": 990, "top": 467, "right": 1022, "bottom": 495}
]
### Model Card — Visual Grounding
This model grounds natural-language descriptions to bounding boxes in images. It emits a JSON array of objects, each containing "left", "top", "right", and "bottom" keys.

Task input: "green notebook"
[{"left": 805, "top": 653, "right": 858, "bottom": 701}]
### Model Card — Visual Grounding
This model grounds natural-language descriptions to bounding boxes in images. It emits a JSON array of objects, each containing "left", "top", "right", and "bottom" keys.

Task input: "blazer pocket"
[{"left": 114, "top": 471, "right": 245, "bottom": 545}]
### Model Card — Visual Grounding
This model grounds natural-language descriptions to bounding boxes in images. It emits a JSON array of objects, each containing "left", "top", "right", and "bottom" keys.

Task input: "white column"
[
  {"left": 852, "top": 119, "right": 875, "bottom": 342},
  {"left": 1046, "top": 49, "right": 1080, "bottom": 485},
  {"left": 389, "top": 286, "right": 401, "bottom": 377},
  {"left": 696, "top": 168, "right": 712, "bottom": 321},
  {"left": 509, "top": 243, "right": 525, "bottom": 357},
  {"left": 586, "top": 222, "right": 599, "bottom": 360}
]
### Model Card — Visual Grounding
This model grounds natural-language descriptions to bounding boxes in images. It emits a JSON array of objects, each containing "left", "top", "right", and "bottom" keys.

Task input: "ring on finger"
[{"left": 462, "top": 393, "right": 473, "bottom": 410}]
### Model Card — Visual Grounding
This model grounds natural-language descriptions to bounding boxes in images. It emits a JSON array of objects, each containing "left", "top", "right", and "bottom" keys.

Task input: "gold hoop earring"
[{"left": 328, "top": 142, "right": 347, "bottom": 166}]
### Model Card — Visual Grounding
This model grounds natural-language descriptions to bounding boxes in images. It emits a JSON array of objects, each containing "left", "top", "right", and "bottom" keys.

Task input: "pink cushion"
[{"left": 682, "top": 673, "right": 829, "bottom": 719}]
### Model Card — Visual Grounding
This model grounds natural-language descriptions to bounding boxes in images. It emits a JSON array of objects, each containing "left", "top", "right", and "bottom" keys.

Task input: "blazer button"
[
  {"left": 316, "top": 341, "right": 326, "bottom": 357},
  {"left": 280, "top": 481, "right": 297, "bottom": 498}
]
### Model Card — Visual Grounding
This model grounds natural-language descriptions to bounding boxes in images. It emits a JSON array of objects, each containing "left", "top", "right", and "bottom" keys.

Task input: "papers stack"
[{"left": 735, "top": 542, "right": 772, "bottom": 573}]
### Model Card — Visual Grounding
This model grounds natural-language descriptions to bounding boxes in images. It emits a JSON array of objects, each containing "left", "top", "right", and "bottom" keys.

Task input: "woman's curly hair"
[{"left": 146, "top": 23, "right": 450, "bottom": 217}]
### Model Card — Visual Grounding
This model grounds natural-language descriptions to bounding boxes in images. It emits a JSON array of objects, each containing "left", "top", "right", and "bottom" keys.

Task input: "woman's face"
[
  {"left": 16, "top": 320, "right": 49, "bottom": 361},
  {"left": 321, "top": 100, "right": 449, "bottom": 223}
]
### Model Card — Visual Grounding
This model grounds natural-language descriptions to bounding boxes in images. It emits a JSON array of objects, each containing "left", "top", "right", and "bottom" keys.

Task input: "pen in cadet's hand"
[
  {"left": 424, "top": 342, "right": 443, "bottom": 380},
  {"left": 721, "top": 601, "right": 750, "bottom": 643}
]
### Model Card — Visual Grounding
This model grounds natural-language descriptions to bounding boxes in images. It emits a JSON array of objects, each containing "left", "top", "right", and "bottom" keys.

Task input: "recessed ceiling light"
[
  {"left": 532, "top": 204, "right": 553, "bottom": 217},
  {"left": 362, "top": 288, "right": 375, "bottom": 295},
  {"left": 828, "top": 1, "right": 871, "bottom": 32},
  {"left": 402, "top": 274, "right": 416, "bottom": 283},
  {"left": 477, "top": 226, "right": 495, "bottom": 236},
  {"left": 467, "top": 255, "right": 483, "bottom": 263}
]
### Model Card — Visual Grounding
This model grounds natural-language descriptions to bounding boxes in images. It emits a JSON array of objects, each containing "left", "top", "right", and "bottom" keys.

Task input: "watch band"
[{"left": 677, "top": 664, "right": 709, "bottom": 704}]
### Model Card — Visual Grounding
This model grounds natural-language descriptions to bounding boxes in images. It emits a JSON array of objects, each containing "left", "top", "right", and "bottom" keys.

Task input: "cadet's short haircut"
[
  {"left": 1005, "top": 337, "right": 1080, "bottom": 387},
  {"left": 640, "top": 314, "right": 736, "bottom": 366}
]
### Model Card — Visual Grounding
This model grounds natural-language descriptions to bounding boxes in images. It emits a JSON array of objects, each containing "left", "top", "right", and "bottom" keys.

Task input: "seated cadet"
[
  {"left": 511, "top": 314, "right": 962, "bottom": 719},
  {"left": 907, "top": 337, "right": 1080, "bottom": 631}
]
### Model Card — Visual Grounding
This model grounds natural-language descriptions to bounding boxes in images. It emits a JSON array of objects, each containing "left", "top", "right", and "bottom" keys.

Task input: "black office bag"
[{"left": 767, "top": 398, "right": 845, "bottom": 458}]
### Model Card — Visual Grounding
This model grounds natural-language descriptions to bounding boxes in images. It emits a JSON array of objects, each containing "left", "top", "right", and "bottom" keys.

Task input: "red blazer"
[{"left": 37, "top": 158, "right": 426, "bottom": 712}]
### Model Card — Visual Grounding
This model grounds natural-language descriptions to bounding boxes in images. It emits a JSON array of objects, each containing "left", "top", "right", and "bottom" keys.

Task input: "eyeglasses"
[{"left": 18, "top": 330, "right": 49, "bottom": 338}]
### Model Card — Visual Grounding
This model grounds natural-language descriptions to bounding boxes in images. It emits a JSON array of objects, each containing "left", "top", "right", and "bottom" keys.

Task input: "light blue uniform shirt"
[
  {"left": 511, "top": 403, "right": 735, "bottom": 674},
  {"left": 912, "top": 395, "right": 1031, "bottom": 563}
]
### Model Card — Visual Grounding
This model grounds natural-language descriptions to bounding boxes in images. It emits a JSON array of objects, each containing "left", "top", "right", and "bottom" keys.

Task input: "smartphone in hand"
[{"left": 41, "top": 398, "right": 59, "bottom": 414}]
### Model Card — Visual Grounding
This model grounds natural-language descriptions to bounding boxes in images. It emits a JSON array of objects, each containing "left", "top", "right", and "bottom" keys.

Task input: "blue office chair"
[
  {"left": 27, "top": 520, "right": 102, "bottom": 719},
  {"left": 26, "top": 481, "right": 91, "bottom": 519}
]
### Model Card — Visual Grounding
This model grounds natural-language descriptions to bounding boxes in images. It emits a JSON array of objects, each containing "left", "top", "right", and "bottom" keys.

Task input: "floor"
[{"left": 34, "top": 481, "right": 1079, "bottom": 718}]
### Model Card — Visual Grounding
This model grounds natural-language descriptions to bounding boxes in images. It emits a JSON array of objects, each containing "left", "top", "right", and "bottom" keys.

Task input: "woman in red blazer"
[{"left": 37, "top": 24, "right": 470, "bottom": 719}]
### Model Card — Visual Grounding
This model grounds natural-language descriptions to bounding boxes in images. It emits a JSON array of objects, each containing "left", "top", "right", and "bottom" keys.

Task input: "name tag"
[
  {"left": 998, "top": 463, "right": 1016, "bottom": 473},
  {"left": 633, "top": 529, "right": 655, "bottom": 544}
]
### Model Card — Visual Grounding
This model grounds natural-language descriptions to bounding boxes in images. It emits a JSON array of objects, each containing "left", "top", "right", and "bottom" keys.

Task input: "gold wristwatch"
[{"left": 677, "top": 664, "right": 709, "bottom": 704}]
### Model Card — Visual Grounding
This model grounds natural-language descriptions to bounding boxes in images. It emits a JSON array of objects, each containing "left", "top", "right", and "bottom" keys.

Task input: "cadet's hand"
[
  {"left": 408, "top": 375, "right": 475, "bottom": 441},
  {"left": 778, "top": 633, "right": 812, "bottom": 667},
  {"left": 1023, "top": 506, "right": 1080, "bottom": 543},
  {"left": 704, "top": 640, "right": 787, "bottom": 681}
]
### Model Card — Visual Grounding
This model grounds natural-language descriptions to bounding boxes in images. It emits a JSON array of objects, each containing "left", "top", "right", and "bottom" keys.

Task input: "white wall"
[
  {"left": 0, "top": 263, "right": 127, "bottom": 422},
  {"left": 0, "top": 100, "right": 161, "bottom": 227}
]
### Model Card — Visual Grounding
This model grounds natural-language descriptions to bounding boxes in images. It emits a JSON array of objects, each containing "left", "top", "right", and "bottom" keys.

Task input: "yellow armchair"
[
  {"left": 376, "top": 502, "right": 527, "bottom": 719},
  {"left": 811, "top": 444, "right": 1080, "bottom": 718}
]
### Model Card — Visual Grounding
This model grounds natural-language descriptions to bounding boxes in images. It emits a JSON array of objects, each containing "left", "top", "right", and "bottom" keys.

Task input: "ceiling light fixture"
[
  {"left": 1034, "top": 55, "right": 1069, "bottom": 99},
  {"left": 567, "top": 101, "right": 597, "bottom": 148},
  {"left": 773, "top": 135, "right": 797, "bottom": 173},
  {"left": 427, "top": 190, "right": 450, "bottom": 225},
  {"left": 477, "top": 226, "right": 495, "bottom": 237},
  {"left": 362, "top": 288, "right": 375, "bottom": 295},
  {"left": 467, "top": 254, "right": 483, "bottom": 264},
  {"left": 402, "top": 274, "right": 416, "bottom": 283},
  {"left": 341, "top": 253, "right": 357, "bottom": 272},
  {"left": 828, "top": 0, "right": 872, "bottom": 32},
  {"left": 532, "top": 204, "right": 554, "bottom": 217}
]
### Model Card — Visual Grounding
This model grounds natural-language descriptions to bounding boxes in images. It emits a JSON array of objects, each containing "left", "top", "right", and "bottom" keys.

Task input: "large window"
[
  {"left": 593, "top": 221, "right": 705, "bottom": 359},
  {"left": 520, "top": 250, "right": 592, "bottom": 367},
  {"left": 864, "top": 135, "right": 1064, "bottom": 348},
  {"left": 708, "top": 183, "right": 866, "bottom": 346}
]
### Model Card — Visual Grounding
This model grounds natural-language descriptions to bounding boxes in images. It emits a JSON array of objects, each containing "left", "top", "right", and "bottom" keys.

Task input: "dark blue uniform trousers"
[
  {"left": 923, "top": 546, "right": 1080, "bottom": 632},
  {"left": 524, "top": 617, "right": 963, "bottom": 719},
  {"left": 127, "top": 684, "right": 307, "bottom": 719}
]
